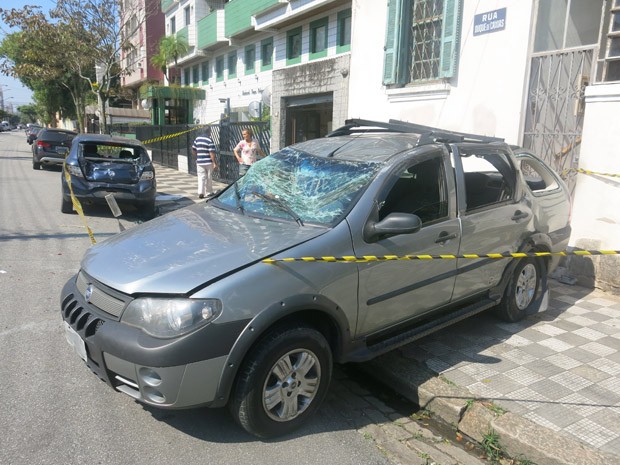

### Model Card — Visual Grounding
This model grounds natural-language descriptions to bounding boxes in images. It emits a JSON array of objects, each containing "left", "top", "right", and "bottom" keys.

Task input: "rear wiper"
[{"left": 250, "top": 191, "right": 304, "bottom": 226}]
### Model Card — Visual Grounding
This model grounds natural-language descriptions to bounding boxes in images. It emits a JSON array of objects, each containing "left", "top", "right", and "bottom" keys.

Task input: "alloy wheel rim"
[
  {"left": 262, "top": 349, "right": 321, "bottom": 422},
  {"left": 515, "top": 263, "right": 537, "bottom": 310}
]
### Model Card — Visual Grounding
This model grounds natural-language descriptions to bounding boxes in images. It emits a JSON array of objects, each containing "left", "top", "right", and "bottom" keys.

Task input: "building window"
[
  {"left": 184, "top": 67, "right": 190, "bottom": 85},
  {"left": 228, "top": 52, "right": 237, "bottom": 78},
  {"left": 287, "top": 26, "right": 303, "bottom": 65},
  {"left": 383, "top": 0, "right": 462, "bottom": 85},
  {"left": 201, "top": 61, "right": 210, "bottom": 83},
  {"left": 337, "top": 9, "right": 352, "bottom": 53},
  {"left": 184, "top": 6, "right": 191, "bottom": 26},
  {"left": 261, "top": 37, "right": 273, "bottom": 71},
  {"left": 603, "top": 0, "right": 620, "bottom": 81},
  {"left": 170, "top": 16, "right": 176, "bottom": 34},
  {"left": 534, "top": 0, "right": 603, "bottom": 52},
  {"left": 192, "top": 65, "right": 199, "bottom": 85},
  {"left": 310, "top": 17, "right": 328, "bottom": 60},
  {"left": 245, "top": 45, "right": 256, "bottom": 74},
  {"left": 216, "top": 56, "right": 224, "bottom": 81}
]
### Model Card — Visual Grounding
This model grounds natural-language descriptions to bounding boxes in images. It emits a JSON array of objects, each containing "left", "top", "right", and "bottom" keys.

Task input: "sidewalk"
[{"left": 153, "top": 163, "right": 620, "bottom": 464}]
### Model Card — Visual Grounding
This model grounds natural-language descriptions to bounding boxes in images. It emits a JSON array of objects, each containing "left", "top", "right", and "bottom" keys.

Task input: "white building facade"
[{"left": 348, "top": 0, "right": 620, "bottom": 293}]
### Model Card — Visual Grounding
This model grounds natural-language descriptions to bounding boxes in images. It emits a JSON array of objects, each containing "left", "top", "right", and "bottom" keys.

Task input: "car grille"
[
  {"left": 76, "top": 271, "right": 126, "bottom": 317},
  {"left": 61, "top": 294, "right": 105, "bottom": 341}
]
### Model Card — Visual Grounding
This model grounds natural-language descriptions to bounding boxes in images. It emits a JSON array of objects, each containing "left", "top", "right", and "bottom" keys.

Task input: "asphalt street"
[{"left": 0, "top": 131, "right": 393, "bottom": 465}]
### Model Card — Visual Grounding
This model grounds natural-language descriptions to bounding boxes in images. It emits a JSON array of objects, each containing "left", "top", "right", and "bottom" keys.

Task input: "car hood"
[{"left": 81, "top": 202, "right": 327, "bottom": 295}]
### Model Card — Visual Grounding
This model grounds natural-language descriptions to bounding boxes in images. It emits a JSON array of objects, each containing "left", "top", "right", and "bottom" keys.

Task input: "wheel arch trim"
[{"left": 211, "top": 294, "right": 353, "bottom": 407}]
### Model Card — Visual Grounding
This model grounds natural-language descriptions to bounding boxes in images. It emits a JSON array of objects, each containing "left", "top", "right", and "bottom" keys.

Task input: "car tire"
[
  {"left": 33, "top": 159, "right": 41, "bottom": 170},
  {"left": 141, "top": 200, "right": 157, "bottom": 220},
  {"left": 496, "top": 257, "right": 542, "bottom": 322},
  {"left": 229, "top": 326, "right": 333, "bottom": 438},
  {"left": 61, "top": 196, "right": 74, "bottom": 214}
]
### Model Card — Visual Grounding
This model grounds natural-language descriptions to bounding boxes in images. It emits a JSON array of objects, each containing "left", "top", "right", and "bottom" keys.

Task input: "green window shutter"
[
  {"left": 383, "top": 0, "right": 403, "bottom": 85},
  {"left": 439, "top": 0, "right": 462, "bottom": 78}
]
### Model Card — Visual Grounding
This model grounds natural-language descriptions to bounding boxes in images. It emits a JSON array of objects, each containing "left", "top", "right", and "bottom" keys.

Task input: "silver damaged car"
[{"left": 60, "top": 119, "right": 571, "bottom": 437}]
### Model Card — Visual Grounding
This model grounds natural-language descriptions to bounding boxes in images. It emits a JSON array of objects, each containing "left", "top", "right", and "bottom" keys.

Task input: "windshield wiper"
[
  {"left": 250, "top": 191, "right": 304, "bottom": 226},
  {"left": 233, "top": 182, "right": 245, "bottom": 214}
]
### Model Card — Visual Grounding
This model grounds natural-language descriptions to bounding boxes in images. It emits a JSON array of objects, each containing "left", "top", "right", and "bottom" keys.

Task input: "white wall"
[
  {"left": 349, "top": 0, "right": 535, "bottom": 143},
  {"left": 565, "top": 83, "right": 620, "bottom": 292}
]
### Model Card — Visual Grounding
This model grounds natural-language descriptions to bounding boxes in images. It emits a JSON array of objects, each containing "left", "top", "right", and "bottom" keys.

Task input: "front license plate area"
[{"left": 64, "top": 322, "right": 87, "bottom": 362}]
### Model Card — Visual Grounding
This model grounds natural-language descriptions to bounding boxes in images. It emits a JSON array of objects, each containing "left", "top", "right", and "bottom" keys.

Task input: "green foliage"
[
  {"left": 151, "top": 35, "right": 190, "bottom": 84},
  {"left": 481, "top": 429, "right": 503, "bottom": 464}
]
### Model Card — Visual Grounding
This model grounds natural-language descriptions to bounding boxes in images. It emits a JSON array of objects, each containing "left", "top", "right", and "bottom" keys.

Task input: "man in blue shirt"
[{"left": 192, "top": 127, "right": 218, "bottom": 199}]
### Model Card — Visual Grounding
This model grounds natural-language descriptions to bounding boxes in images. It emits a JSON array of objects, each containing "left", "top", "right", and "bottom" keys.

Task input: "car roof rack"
[{"left": 327, "top": 118, "right": 504, "bottom": 144}]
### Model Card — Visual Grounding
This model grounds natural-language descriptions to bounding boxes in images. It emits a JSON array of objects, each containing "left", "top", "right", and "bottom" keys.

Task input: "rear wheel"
[
  {"left": 61, "top": 195, "right": 74, "bottom": 214},
  {"left": 33, "top": 159, "right": 41, "bottom": 170},
  {"left": 229, "top": 326, "right": 332, "bottom": 438},
  {"left": 496, "top": 258, "right": 542, "bottom": 322},
  {"left": 140, "top": 200, "right": 157, "bottom": 220}
]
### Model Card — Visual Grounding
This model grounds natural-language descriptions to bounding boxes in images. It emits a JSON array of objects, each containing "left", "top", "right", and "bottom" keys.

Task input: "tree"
[
  {"left": 17, "top": 104, "right": 38, "bottom": 124},
  {"left": 51, "top": 0, "right": 158, "bottom": 134},
  {"left": 151, "top": 35, "right": 189, "bottom": 84},
  {"left": 0, "top": 7, "right": 93, "bottom": 130}
]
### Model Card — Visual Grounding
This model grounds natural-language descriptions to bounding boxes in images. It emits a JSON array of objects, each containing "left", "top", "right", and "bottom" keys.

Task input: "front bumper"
[{"left": 60, "top": 273, "right": 244, "bottom": 409}]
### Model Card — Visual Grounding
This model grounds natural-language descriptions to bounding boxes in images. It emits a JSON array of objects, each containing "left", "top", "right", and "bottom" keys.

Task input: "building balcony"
[
  {"left": 225, "top": 0, "right": 283, "bottom": 40},
  {"left": 197, "top": 9, "right": 228, "bottom": 51},
  {"left": 161, "top": 0, "right": 177, "bottom": 14},
  {"left": 253, "top": 0, "right": 344, "bottom": 31}
]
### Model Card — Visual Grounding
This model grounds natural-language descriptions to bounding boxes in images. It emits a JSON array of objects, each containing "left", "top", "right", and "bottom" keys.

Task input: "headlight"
[
  {"left": 122, "top": 298, "right": 222, "bottom": 338},
  {"left": 140, "top": 170, "right": 154, "bottom": 181},
  {"left": 67, "top": 165, "right": 84, "bottom": 178}
]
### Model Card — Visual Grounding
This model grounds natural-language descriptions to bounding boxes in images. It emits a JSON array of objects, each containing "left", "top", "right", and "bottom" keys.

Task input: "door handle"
[
  {"left": 511, "top": 210, "right": 529, "bottom": 221},
  {"left": 435, "top": 232, "right": 458, "bottom": 243}
]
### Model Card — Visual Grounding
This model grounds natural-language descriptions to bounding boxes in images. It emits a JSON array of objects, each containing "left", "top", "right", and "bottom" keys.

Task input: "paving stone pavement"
[
  {"left": 404, "top": 282, "right": 620, "bottom": 457},
  {"left": 152, "top": 163, "right": 620, "bottom": 463}
]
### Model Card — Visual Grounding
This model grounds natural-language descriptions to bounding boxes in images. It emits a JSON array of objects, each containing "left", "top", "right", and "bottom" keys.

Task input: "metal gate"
[{"left": 522, "top": 48, "right": 594, "bottom": 195}]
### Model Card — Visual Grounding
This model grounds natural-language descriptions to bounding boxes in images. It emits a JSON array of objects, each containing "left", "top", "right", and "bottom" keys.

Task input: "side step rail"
[{"left": 348, "top": 298, "right": 499, "bottom": 363}]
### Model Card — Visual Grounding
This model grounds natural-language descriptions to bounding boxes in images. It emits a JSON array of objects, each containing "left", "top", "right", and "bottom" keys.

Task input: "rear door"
[
  {"left": 451, "top": 144, "right": 533, "bottom": 300},
  {"left": 353, "top": 148, "right": 460, "bottom": 336}
]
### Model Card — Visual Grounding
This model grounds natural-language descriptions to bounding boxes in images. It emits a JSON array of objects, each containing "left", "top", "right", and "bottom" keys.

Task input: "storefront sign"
[{"left": 474, "top": 8, "right": 506, "bottom": 36}]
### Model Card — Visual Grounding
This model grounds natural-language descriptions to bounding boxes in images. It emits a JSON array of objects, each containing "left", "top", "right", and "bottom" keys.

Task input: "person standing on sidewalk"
[
  {"left": 192, "top": 127, "right": 218, "bottom": 199},
  {"left": 233, "top": 128, "right": 266, "bottom": 177}
]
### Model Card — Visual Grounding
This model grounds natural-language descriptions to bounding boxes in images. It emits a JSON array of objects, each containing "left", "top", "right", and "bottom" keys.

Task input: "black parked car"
[
  {"left": 26, "top": 125, "right": 43, "bottom": 145},
  {"left": 61, "top": 134, "right": 157, "bottom": 217},
  {"left": 32, "top": 128, "right": 77, "bottom": 170}
]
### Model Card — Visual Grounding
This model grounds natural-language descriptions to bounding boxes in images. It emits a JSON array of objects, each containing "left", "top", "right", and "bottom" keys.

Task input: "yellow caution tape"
[
  {"left": 141, "top": 119, "right": 220, "bottom": 145},
  {"left": 262, "top": 250, "right": 620, "bottom": 264},
  {"left": 561, "top": 168, "right": 620, "bottom": 178},
  {"left": 64, "top": 166, "right": 97, "bottom": 245}
]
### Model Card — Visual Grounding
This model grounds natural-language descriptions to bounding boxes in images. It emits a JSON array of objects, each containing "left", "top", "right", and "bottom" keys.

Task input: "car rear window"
[{"left": 41, "top": 131, "right": 76, "bottom": 142}]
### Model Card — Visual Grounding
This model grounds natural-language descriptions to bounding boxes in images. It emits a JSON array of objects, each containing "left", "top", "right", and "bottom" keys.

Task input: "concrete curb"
[{"left": 360, "top": 353, "right": 619, "bottom": 465}]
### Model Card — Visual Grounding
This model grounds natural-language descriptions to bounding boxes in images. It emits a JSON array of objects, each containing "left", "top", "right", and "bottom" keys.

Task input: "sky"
[{"left": 0, "top": 0, "right": 57, "bottom": 108}]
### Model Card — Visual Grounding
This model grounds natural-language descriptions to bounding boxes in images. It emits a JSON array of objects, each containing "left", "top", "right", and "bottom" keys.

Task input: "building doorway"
[
  {"left": 285, "top": 94, "right": 333, "bottom": 145},
  {"left": 523, "top": 0, "right": 604, "bottom": 195}
]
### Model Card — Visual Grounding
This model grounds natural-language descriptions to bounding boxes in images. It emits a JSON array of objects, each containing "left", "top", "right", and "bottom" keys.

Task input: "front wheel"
[
  {"left": 496, "top": 258, "right": 542, "bottom": 322},
  {"left": 229, "top": 326, "right": 333, "bottom": 438}
]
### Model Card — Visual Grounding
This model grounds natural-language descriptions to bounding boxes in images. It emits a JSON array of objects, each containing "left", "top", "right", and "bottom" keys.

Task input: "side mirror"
[{"left": 364, "top": 212, "right": 422, "bottom": 242}]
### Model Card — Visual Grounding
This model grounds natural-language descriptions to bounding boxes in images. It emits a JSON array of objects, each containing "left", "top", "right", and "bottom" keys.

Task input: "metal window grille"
[
  {"left": 409, "top": 0, "right": 444, "bottom": 81},
  {"left": 604, "top": 1, "right": 620, "bottom": 81}
]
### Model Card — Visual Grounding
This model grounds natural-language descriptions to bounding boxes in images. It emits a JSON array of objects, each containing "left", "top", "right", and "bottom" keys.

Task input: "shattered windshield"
[{"left": 217, "top": 147, "right": 381, "bottom": 226}]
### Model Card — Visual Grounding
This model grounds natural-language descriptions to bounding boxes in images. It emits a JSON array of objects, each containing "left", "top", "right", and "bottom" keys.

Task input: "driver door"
[{"left": 353, "top": 149, "right": 460, "bottom": 337}]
